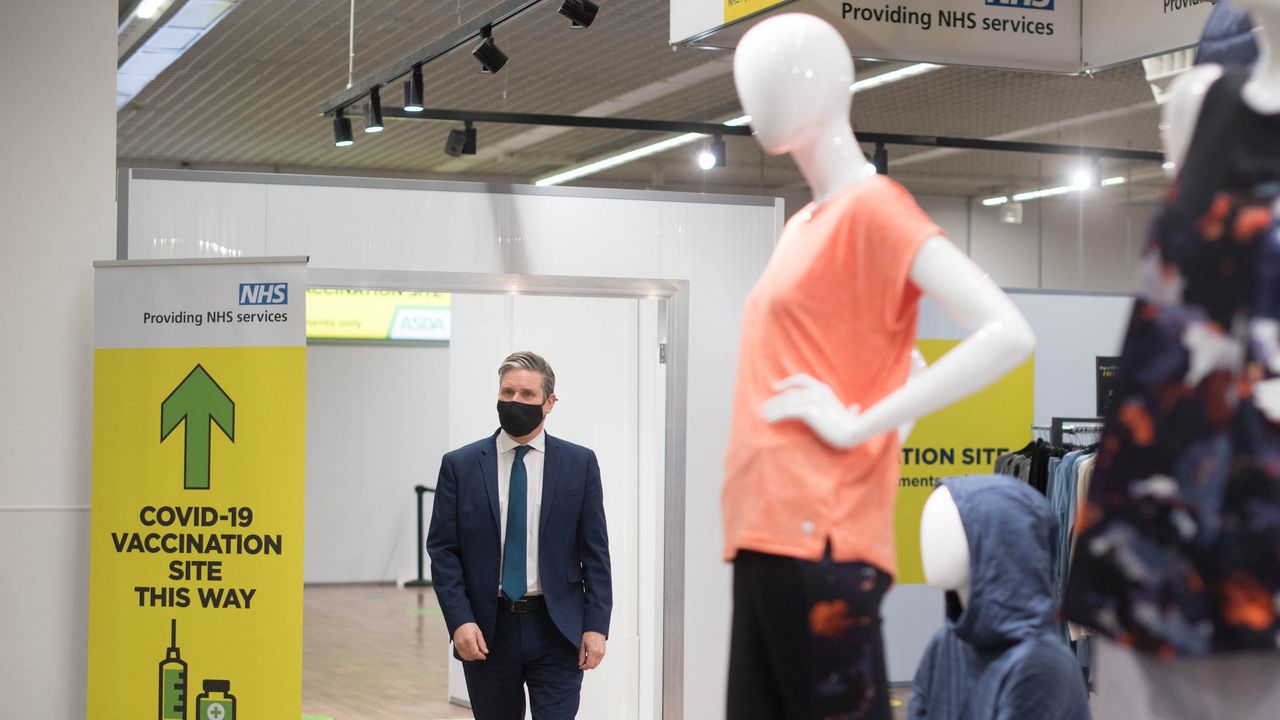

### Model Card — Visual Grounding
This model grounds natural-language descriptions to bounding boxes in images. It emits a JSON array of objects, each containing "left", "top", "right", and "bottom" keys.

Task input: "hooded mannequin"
[
  {"left": 1068, "top": 3, "right": 1280, "bottom": 718},
  {"left": 722, "top": 13, "right": 1034, "bottom": 719},
  {"left": 911, "top": 478, "right": 1090, "bottom": 720}
]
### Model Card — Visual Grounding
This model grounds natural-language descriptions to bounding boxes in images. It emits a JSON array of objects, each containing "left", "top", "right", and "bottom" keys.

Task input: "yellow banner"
[
  {"left": 893, "top": 339, "right": 1034, "bottom": 584},
  {"left": 87, "top": 346, "right": 305, "bottom": 719},
  {"left": 724, "top": 0, "right": 789, "bottom": 23},
  {"left": 306, "top": 288, "right": 450, "bottom": 341}
]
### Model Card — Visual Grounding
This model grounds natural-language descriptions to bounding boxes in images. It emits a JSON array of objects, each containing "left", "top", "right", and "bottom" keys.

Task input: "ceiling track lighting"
[
  {"left": 445, "top": 121, "right": 477, "bottom": 157},
  {"left": 472, "top": 25, "right": 508, "bottom": 75},
  {"left": 333, "top": 111, "right": 354, "bottom": 147},
  {"left": 559, "top": 0, "right": 599, "bottom": 29},
  {"left": 698, "top": 135, "right": 726, "bottom": 170},
  {"left": 873, "top": 143, "right": 888, "bottom": 175},
  {"left": 364, "top": 86, "right": 384, "bottom": 133},
  {"left": 403, "top": 66, "right": 425, "bottom": 113}
]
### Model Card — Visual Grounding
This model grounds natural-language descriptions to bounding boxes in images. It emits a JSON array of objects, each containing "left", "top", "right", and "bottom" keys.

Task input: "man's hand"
[
  {"left": 453, "top": 622, "right": 489, "bottom": 661},
  {"left": 579, "top": 631, "right": 606, "bottom": 670}
]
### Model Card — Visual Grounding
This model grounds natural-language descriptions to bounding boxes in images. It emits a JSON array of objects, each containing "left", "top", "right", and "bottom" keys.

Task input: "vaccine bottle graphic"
[
  {"left": 158, "top": 618, "right": 186, "bottom": 720},
  {"left": 196, "top": 679, "right": 236, "bottom": 720}
]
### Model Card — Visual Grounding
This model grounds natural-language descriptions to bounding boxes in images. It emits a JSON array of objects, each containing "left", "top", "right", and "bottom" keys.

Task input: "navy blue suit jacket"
[{"left": 427, "top": 430, "right": 612, "bottom": 651}]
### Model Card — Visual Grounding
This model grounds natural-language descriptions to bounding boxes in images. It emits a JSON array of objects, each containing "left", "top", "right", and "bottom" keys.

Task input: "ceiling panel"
[{"left": 118, "top": 0, "right": 1172, "bottom": 202}]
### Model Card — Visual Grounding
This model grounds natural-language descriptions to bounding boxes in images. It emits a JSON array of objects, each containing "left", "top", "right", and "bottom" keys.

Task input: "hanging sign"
[
  {"left": 87, "top": 257, "right": 307, "bottom": 720},
  {"left": 677, "top": 0, "right": 1212, "bottom": 73},
  {"left": 676, "top": 0, "right": 1082, "bottom": 72},
  {"left": 1082, "top": 0, "right": 1212, "bottom": 70},
  {"left": 893, "top": 339, "right": 1034, "bottom": 583},
  {"left": 725, "top": 0, "right": 791, "bottom": 23}
]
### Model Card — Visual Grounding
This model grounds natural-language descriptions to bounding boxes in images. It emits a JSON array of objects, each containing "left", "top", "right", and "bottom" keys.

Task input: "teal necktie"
[{"left": 502, "top": 445, "right": 532, "bottom": 602}]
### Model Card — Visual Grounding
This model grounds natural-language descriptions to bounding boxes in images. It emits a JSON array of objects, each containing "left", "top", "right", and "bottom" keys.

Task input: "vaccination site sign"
[
  {"left": 88, "top": 258, "right": 307, "bottom": 720},
  {"left": 306, "top": 288, "right": 451, "bottom": 342},
  {"left": 893, "top": 339, "right": 1034, "bottom": 583}
]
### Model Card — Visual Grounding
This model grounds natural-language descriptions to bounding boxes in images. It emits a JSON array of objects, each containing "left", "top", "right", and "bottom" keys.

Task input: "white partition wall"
[
  {"left": 122, "top": 170, "right": 781, "bottom": 719},
  {"left": 444, "top": 294, "right": 659, "bottom": 719},
  {"left": 305, "top": 343, "right": 451, "bottom": 583}
]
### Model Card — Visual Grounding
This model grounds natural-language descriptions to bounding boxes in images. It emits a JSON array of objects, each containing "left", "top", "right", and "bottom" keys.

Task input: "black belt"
[{"left": 498, "top": 594, "right": 546, "bottom": 614}]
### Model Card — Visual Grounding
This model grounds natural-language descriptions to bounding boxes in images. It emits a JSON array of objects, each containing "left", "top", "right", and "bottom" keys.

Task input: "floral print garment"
[{"left": 1064, "top": 69, "right": 1280, "bottom": 657}]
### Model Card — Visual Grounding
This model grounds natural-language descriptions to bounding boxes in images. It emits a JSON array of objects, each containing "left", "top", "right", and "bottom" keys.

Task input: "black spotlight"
[
  {"left": 403, "top": 66, "right": 424, "bottom": 112},
  {"left": 333, "top": 110, "right": 354, "bottom": 147},
  {"left": 472, "top": 25, "right": 508, "bottom": 74},
  {"left": 873, "top": 143, "right": 888, "bottom": 174},
  {"left": 698, "top": 135, "right": 726, "bottom": 169},
  {"left": 559, "top": 0, "right": 599, "bottom": 29},
  {"left": 445, "top": 121, "right": 477, "bottom": 157},
  {"left": 364, "top": 86, "right": 384, "bottom": 133}
]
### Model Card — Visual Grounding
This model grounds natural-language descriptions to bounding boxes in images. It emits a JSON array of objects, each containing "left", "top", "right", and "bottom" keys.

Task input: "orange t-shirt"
[{"left": 722, "top": 175, "right": 941, "bottom": 576}]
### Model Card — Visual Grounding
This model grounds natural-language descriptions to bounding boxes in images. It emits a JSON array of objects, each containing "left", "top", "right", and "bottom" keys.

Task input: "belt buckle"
[{"left": 512, "top": 598, "right": 532, "bottom": 613}]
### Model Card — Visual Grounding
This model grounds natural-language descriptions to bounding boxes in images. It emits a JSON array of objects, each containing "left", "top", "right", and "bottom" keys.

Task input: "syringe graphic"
[{"left": 158, "top": 618, "right": 187, "bottom": 720}]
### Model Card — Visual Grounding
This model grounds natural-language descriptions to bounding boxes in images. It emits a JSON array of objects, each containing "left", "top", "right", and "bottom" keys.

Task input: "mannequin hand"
[{"left": 761, "top": 374, "right": 866, "bottom": 448}]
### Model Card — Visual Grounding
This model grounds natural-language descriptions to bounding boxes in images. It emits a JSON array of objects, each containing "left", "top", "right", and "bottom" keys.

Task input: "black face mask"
[{"left": 497, "top": 399, "right": 545, "bottom": 438}]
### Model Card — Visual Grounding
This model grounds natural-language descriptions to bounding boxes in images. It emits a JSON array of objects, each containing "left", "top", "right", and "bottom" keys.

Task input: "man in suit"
[{"left": 427, "top": 351, "right": 612, "bottom": 720}]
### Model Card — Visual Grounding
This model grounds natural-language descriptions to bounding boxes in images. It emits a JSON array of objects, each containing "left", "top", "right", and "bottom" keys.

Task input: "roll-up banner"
[
  {"left": 87, "top": 257, "right": 307, "bottom": 720},
  {"left": 673, "top": 0, "right": 1213, "bottom": 73}
]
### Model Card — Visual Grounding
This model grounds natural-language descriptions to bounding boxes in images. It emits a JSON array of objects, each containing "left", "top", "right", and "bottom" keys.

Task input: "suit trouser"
[
  {"left": 727, "top": 548, "right": 893, "bottom": 720},
  {"left": 462, "top": 600, "right": 584, "bottom": 720}
]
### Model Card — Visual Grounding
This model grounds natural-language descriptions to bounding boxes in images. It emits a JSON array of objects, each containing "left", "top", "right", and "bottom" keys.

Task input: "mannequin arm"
[{"left": 762, "top": 237, "right": 1034, "bottom": 449}]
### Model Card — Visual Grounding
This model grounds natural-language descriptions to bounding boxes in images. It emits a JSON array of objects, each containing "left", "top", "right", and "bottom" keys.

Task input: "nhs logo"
[
  {"left": 238, "top": 282, "right": 288, "bottom": 305},
  {"left": 986, "top": 0, "right": 1054, "bottom": 9}
]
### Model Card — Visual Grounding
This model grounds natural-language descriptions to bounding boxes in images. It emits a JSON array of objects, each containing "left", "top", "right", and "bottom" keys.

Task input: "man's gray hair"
[{"left": 498, "top": 351, "right": 556, "bottom": 398}]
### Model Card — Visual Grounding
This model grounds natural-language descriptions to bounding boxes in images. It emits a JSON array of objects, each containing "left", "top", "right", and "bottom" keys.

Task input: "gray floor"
[{"left": 301, "top": 584, "right": 910, "bottom": 719}]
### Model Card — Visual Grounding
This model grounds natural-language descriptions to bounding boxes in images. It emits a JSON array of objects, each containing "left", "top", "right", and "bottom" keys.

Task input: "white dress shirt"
[{"left": 496, "top": 429, "right": 545, "bottom": 596}]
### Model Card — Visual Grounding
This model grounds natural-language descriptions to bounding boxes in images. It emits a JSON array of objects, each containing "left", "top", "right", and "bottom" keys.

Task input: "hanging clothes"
[
  {"left": 908, "top": 476, "right": 1091, "bottom": 720},
  {"left": 1065, "top": 68, "right": 1280, "bottom": 657}
]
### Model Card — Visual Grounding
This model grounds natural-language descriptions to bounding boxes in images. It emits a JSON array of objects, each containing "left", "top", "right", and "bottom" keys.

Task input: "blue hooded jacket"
[{"left": 908, "top": 476, "right": 1090, "bottom": 720}]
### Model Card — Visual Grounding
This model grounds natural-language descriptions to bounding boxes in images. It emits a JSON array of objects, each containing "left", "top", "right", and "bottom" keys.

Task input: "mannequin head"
[
  {"left": 920, "top": 485, "right": 971, "bottom": 605},
  {"left": 732, "top": 14, "right": 855, "bottom": 155}
]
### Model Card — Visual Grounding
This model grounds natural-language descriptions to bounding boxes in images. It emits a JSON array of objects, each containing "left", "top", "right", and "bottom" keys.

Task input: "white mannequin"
[
  {"left": 734, "top": 14, "right": 1035, "bottom": 448},
  {"left": 1162, "top": 0, "right": 1280, "bottom": 178},
  {"left": 1095, "top": 5, "right": 1280, "bottom": 718},
  {"left": 919, "top": 486, "right": 970, "bottom": 608}
]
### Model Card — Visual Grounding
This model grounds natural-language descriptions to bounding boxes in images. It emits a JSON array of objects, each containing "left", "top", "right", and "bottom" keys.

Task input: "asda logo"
[{"left": 986, "top": 0, "right": 1054, "bottom": 9}]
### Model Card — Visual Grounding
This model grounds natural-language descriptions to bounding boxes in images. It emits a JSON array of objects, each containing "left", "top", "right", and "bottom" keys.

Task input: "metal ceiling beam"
[
  {"left": 319, "top": 0, "right": 546, "bottom": 117},
  {"left": 377, "top": 108, "right": 1165, "bottom": 162},
  {"left": 381, "top": 107, "right": 755, "bottom": 137}
]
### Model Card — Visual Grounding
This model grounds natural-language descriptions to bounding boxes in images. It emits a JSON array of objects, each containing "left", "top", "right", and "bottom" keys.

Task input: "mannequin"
[
  {"left": 722, "top": 13, "right": 1034, "bottom": 720},
  {"left": 912, "top": 478, "right": 1089, "bottom": 720},
  {"left": 1067, "top": 3, "right": 1280, "bottom": 719},
  {"left": 739, "top": 17, "right": 1034, "bottom": 449},
  {"left": 920, "top": 487, "right": 970, "bottom": 607}
]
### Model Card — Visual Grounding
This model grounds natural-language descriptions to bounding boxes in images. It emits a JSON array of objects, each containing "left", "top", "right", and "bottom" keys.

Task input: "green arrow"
[{"left": 161, "top": 364, "right": 234, "bottom": 490}]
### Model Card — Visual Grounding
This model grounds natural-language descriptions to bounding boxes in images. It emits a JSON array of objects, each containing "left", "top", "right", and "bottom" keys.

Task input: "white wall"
[
  {"left": 918, "top": 193, "right": 1155, "bottom": 293},
  {"left": 444, "top": 294, "right": 657, "bottom": 719},
  {"left": 0, "top": 2, "right": 115, "bottom": 717},
  {"left": 305, "top": 343, "right": 451, "bottom": 583}
]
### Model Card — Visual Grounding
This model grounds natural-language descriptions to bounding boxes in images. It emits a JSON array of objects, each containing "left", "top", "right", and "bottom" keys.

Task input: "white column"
[{"left": 0, "top": 2, "right": 115, "bottom": 716}]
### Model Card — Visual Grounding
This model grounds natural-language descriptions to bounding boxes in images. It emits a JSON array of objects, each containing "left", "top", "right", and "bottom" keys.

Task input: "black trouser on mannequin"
[{"left": 727, "top": 547, "right": 892, "bottom": 720}]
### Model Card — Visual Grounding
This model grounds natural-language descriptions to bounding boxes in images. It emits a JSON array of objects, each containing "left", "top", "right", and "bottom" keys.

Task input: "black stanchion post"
[{"left": 405, "top": 484, "right": 435, "bottom": 588}]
